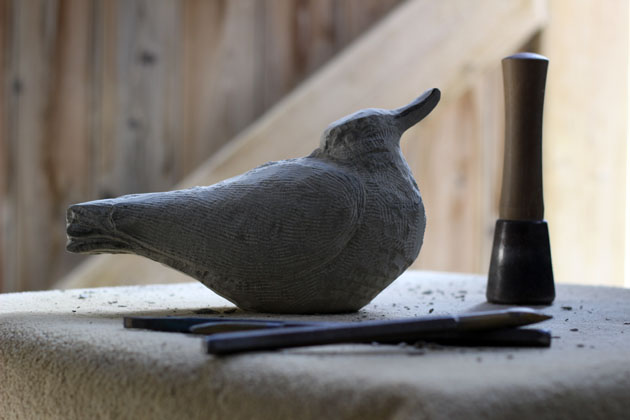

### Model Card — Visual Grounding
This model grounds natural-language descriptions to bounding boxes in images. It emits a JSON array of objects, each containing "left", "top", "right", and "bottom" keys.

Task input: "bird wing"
[{"left": 115, "top": 158, "right": 365, "bottom": 281}]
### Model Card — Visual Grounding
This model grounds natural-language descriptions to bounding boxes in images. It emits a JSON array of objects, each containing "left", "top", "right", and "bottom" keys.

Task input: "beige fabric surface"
[{"left": 1, "top": 270, "right": 629, "bottom": 420}]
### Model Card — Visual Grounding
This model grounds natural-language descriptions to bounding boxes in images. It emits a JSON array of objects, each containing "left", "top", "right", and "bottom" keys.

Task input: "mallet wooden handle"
[{"left": 499, "top": 52, "right": 549, "bottom": 220}]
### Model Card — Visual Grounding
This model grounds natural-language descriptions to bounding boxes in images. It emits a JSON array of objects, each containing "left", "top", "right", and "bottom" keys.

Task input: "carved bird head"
[{"left": 319, "top": 88, "right": 440, "bottom": 159}]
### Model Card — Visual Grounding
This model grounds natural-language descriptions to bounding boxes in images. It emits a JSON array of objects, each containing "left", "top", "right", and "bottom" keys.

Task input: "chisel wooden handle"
[{"left": 499, "top": 53, "right": 549, "bottom": 220}]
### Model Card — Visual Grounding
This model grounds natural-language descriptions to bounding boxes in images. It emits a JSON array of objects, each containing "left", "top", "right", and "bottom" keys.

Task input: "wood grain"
[
  {"left": 5, "top": 0, "right": 59, "bottom": 290},
  {"left": 46, "top": 0, "right": 95, "bottom": 282},
  {"left": 0, "top": 0, "right": 9, "bottom": 291},
  {"left": 181, "top": 0, "right": 261, "bottom": 173},
  {"left": 541, "top": 0, "right": 629, "bottom": 287},
  {"left": 113, "top": 0, "right": 181, "bottom": 194},
  {"left": 403, "top": 67, "right": 506, "bottom": 274},
  {"left": 406, "top": 88, "right": 486, "bottom": 273},
  {"left": 1, "top": 0, "right": 96, "bottom": 291}
]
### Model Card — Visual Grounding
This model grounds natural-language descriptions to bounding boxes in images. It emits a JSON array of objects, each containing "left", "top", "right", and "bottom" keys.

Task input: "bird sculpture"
[{"left": 66, "top": 88, "right": 441, "bottom": 314}]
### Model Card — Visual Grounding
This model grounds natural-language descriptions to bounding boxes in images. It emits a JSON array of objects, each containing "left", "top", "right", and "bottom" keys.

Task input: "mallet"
[{"left": 486, "top": 52, "right": 555, "bottom": 305}]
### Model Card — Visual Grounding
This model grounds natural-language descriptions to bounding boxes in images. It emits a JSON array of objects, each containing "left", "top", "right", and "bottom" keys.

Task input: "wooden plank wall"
[
  {"left": 57, "top": 0, "right": 547, "bottom": 289},
  {"left": 541, "top": 0, "right": 629, "bottom": 287},
  {"left": 405, "top": 68, "right": 505, "bottom": 274},
  {"left": 7, "top": 0, "right": 627, "bottom": 292},
  {"left": 0, "top": 0, "right": 7, "bottom": 294},
  {"left": 0, "top": 0, "right": 402, "bottom": 292}
]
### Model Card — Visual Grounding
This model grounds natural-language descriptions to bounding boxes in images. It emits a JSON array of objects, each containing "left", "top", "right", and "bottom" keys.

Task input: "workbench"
[{"left": 1, "top": 270, "right": 629, "bottom": 419}]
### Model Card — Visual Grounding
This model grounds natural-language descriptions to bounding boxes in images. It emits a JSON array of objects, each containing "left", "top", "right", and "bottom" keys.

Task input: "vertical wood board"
[
  {"left": 541, "top": 0, "right": 628, "bottom": 287},
  {"left": 1, "top": 0, "right": 405, "bottom": 292}
]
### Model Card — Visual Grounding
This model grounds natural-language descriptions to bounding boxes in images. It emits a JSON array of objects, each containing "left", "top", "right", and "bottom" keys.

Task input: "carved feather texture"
[{"left": 67, "top": 88, "right": 440, "bottom": 313}]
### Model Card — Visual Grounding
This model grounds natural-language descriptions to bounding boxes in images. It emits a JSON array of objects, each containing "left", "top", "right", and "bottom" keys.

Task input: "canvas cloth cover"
[{"left": 1, "top": 270, "right": 629, "bottom": 419}]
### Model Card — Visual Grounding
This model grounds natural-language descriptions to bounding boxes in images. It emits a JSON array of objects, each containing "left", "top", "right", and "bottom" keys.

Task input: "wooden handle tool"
[
  {"left": 500, "top": 52, "right": 548, "bottom": 220},
  {"left": 487, "top": 52, "right": 555, "bottom": 305}
]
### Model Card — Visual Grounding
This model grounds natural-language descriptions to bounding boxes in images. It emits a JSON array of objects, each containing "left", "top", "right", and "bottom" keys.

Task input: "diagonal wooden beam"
[{"left": 58, "top": 0, "right": 547, "bottom": 288}]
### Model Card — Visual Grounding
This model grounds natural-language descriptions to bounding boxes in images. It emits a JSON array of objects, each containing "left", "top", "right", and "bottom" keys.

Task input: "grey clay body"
[{"left": 67, "top": 88, "right": 440, "bottom": 313}]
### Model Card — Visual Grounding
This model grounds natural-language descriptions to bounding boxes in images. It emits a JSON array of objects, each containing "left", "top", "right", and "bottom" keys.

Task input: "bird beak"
[
  {"left": 393, "top": 88, "right": 441, "bottom": 133},
  {"left": 66, "top": 200, "right": 127, "bottom": 254}
]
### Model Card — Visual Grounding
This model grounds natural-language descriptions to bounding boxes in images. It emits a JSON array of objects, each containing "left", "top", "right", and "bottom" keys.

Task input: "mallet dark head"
[{"left": 486, "top": 53, "right": 555, "bottom": 305}]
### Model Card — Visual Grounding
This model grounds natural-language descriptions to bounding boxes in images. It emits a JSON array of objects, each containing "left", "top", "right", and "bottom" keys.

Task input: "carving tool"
[
  {"left": 125, "top": 309, "right": 552, "bottom": 354},
  {"left": 200, "top": 308, "right": 551, "bottom": 354},
  {"left": 487, "top": 52, "right": 555, "bottom": 304}
]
